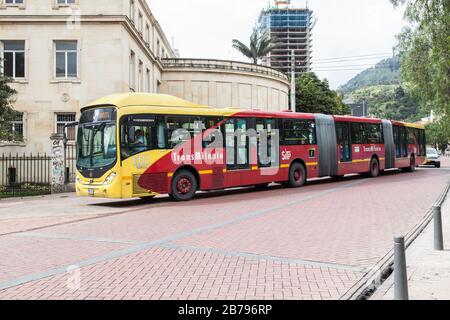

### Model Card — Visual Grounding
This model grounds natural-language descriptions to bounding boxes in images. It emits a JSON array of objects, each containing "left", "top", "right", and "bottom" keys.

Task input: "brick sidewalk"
[
  {"left": 0, "top": 162, "right": 448, "bottom": 300},
  {"left": 371, "top": 191, "right": 450, "bottom": 300}
]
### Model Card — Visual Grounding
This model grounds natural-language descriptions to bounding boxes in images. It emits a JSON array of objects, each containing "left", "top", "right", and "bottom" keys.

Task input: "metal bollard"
[
  {"left": 394, "top": 236, "right": 409, "bottom": 300},
  {"left": 433, "top": 205, "right": 444, "bottom": 251}
]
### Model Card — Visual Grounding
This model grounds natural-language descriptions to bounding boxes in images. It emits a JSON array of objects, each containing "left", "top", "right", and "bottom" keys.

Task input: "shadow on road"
[{"left": 89, "top": 167, "right": 446, "bottom": 209}]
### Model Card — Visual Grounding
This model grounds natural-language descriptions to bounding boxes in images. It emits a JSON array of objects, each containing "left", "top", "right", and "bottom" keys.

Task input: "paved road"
[{"left": 0, "top": 160, "right": 449, "bottom": 300}]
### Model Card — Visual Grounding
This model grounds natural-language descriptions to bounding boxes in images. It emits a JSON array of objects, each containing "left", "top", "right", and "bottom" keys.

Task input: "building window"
[
  {"left": 55, "top": 41, "right": 78, "bottom": 78},
  {"left": 138, "top": 60, "right": 143, "bottom": 92},
  {"left": 4, "top": 0, "right": 24, "bottom": 4},
  {"left": 156, "top": 40, "right": 160, "bottom": 58},
  {"left": 130, "top": 0, "right": 135, "bottom": 23},
  {"left": 145, "top": 23, "right": 150, "bottom": 45},
  {"left": 129, "top": 50, "right": 136, "bottom": 91},
  {"left": 56, "top": 0, "right": 75, "bottom": 4},
  {"left": 2, "top": 40, "right": 25, "bottom": 79},
  {"left": 146, "top": 68, "right": 151, "bottom": 92},
  {"left": 56, "top": 113, "right": 76, "bottom": 141},
  {"left": 4, "top": 113, "right": 24, "bottom": 142},
  {"left": 138, "top": 11, "right": 143, "bottom": 34}
]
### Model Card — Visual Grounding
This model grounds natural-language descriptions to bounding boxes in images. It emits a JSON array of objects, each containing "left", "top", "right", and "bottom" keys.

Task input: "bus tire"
[
  {"left": 170, "top": 170, "right": 198, "bottom": 201},
  {"left": 369, "top": 158, "right": 380, "bottom": 178},
  {"left": 287, "top": 162, "right": 306, "bottom": 188},
  {"left": 406, "top": 156, "right": 416, "bottom": 172}
]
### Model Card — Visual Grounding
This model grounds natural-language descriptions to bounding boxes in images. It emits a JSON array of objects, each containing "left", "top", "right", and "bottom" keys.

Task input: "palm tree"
[{"left": 232, "top": 30, "right": 278, "bottom": 65}]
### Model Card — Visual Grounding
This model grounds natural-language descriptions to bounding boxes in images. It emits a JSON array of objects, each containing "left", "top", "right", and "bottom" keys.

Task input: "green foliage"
[
  {"left": 346, "top": 85, "right": 427, "bottom": 122},
  {"left": 295, "top": 72, "right": 349, "bottom": 115},
  {"left": 0, "top": 59, "right": 19, "bottom": 141},
  {"left": 425, "top": 117, "right": 450, "bottom": 153},
  {"left": 339, "top": 57, "right": 401, "bottom": 93},
  {"left": 391, "top": 0, "right": 450, "bottom": 121},
  {"left": 232, "top": 29, "right": 279, "bottom": 64}
]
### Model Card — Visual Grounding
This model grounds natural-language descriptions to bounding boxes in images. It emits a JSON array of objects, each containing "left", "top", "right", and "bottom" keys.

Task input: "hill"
[
  {"left": 338, "top": 57, "right": 401, "bottom": 93},
  {"left": 345, "top": 85, "right": 426, "bottom": 122}
]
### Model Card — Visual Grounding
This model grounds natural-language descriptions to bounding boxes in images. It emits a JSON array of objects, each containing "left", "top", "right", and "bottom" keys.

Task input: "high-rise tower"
[{"left": 258, "top": 0, "right": 314, "bottom": 75}]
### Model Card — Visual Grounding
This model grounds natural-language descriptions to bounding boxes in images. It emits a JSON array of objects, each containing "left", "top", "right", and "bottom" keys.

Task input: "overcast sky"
[{"left": 147, "top": 0, "right": 405, "bottom": 89}]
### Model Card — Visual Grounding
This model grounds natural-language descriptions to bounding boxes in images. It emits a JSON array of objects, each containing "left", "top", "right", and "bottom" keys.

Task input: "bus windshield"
[{"left": 77, "top": 122, "right": 117, "bottom": 169}]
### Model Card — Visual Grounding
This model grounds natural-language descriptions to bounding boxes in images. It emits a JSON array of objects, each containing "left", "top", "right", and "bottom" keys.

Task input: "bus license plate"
[{"left": 88, "top": 188, "right": 95, "bottom": 196}]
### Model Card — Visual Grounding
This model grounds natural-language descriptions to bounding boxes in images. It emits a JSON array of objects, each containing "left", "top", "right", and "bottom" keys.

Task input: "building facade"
[
  {"left": 0, "top": 0, "right": 289, "bottom": 155},
  {"left": 161, "top": 58, "right": 289, "bottom": 111},
  {"left": 258, "top": 0, "right": 313, "bottom": 75}
]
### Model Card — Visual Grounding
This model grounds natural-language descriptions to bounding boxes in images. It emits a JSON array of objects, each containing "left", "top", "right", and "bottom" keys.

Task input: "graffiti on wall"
[{"left": 51, "top": 137, "right": 65, "bottom": 193}]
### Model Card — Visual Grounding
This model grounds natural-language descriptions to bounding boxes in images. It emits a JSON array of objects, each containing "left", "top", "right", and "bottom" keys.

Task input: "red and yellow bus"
[{"left": 75, "top": 93, "right": 426, "bottom": 201}]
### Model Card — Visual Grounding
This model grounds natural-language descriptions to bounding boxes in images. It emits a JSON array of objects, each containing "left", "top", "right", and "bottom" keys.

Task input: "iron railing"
[
  {"left": 162, "top": 58, "right": 289, "bottom": 81},
  {"left": 0, "top": 153, "right": 51, "bottom": 198},
  {"left": 65, "top": 143, "right": 77, "bottom": 184}
]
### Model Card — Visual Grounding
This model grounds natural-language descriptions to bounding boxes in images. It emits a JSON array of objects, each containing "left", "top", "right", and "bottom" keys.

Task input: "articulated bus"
[{"left": 76, "top": 93, "right": 426, "bottom": 201}]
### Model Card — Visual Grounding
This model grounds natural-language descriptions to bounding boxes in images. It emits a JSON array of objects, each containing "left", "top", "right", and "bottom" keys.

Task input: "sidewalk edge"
[{"left": 340, "top": 178, "right": 450, "bottom": 300}]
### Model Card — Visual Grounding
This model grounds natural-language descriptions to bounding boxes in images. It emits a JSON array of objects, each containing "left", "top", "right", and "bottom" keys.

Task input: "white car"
[{"left": 425, "top": 148, "right": 441, "bottom": 168}]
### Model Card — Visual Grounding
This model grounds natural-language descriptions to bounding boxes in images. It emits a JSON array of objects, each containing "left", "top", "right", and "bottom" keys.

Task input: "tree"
[
  {"left": 295, "top": 72, "right": 349, "bottom": 115},
  {"left": 0, "top": 58, "right": 19, "bottom": 141},
  {"left": 346, "top": 84, "right": 426, "bottom": 121},
  {"left": 232, "top": 29, "right": 278, "bottom": 64},
  {"left": 426, "top": 118, "right": 450, "bottom": 153},
  {"left": 391, "top": 1, "right": 449, "bottom": 114}
]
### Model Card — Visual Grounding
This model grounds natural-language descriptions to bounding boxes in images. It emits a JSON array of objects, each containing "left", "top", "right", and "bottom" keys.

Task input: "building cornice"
[
  {"left": 137, "top": 0, "right": 175, "bottom": 57},
  {"left": 0, "top": 14, "right": 165, "bottom": 71}
]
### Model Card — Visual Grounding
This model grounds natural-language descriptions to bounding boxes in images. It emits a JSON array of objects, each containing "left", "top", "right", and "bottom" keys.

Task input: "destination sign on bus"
[{"left": 80, "top": 108, "right": 117, "bottom": 124}]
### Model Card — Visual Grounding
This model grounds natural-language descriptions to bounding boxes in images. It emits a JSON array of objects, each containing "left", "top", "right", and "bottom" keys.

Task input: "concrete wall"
[{"left": 160, "top": 61, "right": 289, "bottom": 111}]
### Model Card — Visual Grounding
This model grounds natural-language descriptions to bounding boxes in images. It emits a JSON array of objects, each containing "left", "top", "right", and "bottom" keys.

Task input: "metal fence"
[
  {"left": 65, "top": 143, "right": 77, "bottom": 184},
  {"left": 0, "top": 153, "right": 52, "bottom": 198}
]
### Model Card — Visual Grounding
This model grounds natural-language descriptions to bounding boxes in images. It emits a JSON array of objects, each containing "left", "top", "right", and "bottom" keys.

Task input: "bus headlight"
[
  {"left": 103, "top": 172, "right": 117, "bottom": 185},
  {"left": 76, "top": 176, "right": 81, "bottom": 184}
]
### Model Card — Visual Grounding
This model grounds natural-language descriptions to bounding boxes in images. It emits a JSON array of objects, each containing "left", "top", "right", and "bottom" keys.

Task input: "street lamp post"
[{"left": 290, "top": 50, "right": 295, "bottom": 112}]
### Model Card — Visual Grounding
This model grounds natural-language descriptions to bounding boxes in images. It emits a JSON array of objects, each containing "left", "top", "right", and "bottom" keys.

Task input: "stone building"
[{"left": 0, "top": 0, "right": 289, "bottom": 155}]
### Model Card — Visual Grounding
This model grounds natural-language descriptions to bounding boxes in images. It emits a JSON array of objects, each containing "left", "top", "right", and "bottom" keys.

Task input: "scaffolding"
[{"left": 258, "top": 0, "right": 313, "bottom": 75}]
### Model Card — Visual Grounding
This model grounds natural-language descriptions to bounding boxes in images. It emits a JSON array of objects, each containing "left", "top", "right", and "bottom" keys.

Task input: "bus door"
[
  {"left": 224, "top": 118, "right": 250, "bottom": 186},
  {"left": 256, "top": 118, "right": 279, "bottom": 183},
  {"left": 336, "top": 122, "right": 352, "bottom": 173},
  {"left": 350, "top": 122, "right": 367, "bottom": 172},
  {"left": 393, "top": 125, "right": 409, "bottom": 167}
]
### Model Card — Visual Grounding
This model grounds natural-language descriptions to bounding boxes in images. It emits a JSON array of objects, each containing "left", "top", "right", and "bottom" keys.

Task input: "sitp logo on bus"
[{"left": 282, "top": 150, "right": 292, "bottom": 161}]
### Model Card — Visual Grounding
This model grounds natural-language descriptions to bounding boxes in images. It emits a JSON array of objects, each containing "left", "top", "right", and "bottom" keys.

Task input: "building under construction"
[{"left": 258, "top": 0, "right": 314, "bottom": 75}]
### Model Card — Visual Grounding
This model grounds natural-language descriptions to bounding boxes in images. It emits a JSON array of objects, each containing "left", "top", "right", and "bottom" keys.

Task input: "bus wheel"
[
  {"left": 288, "top": 163, "right": 306, "bottom": 188},
  {"left": 170, "top": 170, "right": 198, "bottom": 201},
  {"left": 406, "top": 157, "right": 416, "bottom": 172},
  {"left": 369, "top": 158, "right": 380, "bottom": 178}
]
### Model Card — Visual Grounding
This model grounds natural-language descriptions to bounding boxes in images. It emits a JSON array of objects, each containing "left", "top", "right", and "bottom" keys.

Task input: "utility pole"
[{"left": 290, "top": 50, "right": 295, "bottom": 112}]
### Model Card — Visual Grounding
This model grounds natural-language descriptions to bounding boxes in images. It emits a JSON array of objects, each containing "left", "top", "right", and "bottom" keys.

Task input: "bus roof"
[
  {"left": 84, "top": 93, "right": 211, "bottom": 111},
  {"left": 82, "top": 93, "right": 425, "bottom": 128}
]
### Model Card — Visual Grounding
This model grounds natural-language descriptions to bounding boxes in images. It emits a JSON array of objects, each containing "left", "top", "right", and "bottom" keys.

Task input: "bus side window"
[
  {"left": 157, "top": 122, "right": 166, "bottom": 149},
  {"left": 351, "top": 123, "right": 365, "bottom": 144},
  {"left": 282, "top": 119, "right": 316, "bottom": 145},
  {"left": 120, "top": 115, "right": 158, "bottom": 159},
  {"left": 166, "top": 116, "right": 199, "bottom": 148},
  {"left": 367, "top": 124, "right": 382, "bottom": 144},
  {"left": 202, "top": 117, "right": 222, "bottom": 149},
  {"left": 407, "top": 128, "right": 416, "bottom": 145}
]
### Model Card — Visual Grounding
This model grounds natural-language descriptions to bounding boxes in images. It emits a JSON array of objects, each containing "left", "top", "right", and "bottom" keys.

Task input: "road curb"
[{"left": 340, "top": 178, "right": 450, "bottom": 300}]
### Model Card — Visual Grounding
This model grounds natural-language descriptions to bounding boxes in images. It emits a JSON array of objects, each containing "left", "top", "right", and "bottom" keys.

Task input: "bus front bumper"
[{"left": 76, "top": 184, "right": 122, "bottom": 199}]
